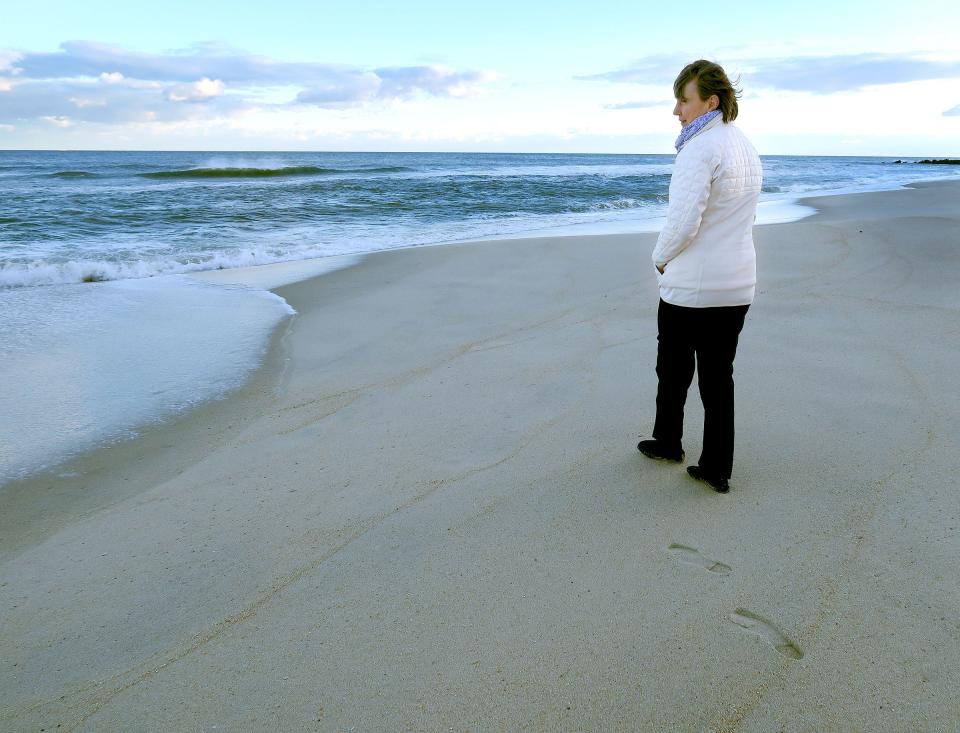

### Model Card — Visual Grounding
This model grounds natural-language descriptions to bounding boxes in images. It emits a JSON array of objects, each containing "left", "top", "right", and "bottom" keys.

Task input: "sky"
[{"left": 2, "top": 0, "right": 959, "bottom": 155}]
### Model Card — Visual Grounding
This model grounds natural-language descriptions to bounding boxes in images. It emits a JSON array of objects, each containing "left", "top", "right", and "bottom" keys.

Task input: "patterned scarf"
[{"left": 674, "top": 109, "right": 721, "bottom": 152}]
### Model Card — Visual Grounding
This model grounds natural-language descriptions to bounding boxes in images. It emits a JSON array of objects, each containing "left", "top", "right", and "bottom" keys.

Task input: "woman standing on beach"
[{"left": 637, "top": 59, "right": 762, "bottom": 493}]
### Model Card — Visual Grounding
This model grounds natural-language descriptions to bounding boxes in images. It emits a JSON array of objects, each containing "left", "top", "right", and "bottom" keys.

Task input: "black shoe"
[
  {"left": 637, "top": 439, "right": 684, "bottom": 463},
  {"left": 687, "top": 465, "right": 730, "bottom": 493}
]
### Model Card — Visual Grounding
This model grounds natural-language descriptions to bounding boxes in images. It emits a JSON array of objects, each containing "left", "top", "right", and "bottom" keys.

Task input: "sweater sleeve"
[{"left": 652, "top": 148, "right": 721, "bottom": 269}]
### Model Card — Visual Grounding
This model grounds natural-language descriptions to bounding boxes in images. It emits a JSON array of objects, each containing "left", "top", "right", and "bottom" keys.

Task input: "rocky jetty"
[{"left": 893, "top": 158, "right": 960, "bottom": 164}]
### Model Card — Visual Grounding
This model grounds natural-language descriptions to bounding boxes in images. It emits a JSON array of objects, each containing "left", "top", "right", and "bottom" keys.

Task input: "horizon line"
[{"left": 2, "top": 148, "right": 959, "bottom": 159}]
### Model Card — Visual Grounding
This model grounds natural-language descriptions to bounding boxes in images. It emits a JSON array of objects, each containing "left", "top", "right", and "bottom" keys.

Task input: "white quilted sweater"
[{"left": 652, "top": 115, "right": 763, "bottom": 307}]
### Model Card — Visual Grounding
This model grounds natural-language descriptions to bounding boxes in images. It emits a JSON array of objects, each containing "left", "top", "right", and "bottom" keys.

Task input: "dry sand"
[{"left": 2, "top": 180, "right": 959, "bottom": 732}]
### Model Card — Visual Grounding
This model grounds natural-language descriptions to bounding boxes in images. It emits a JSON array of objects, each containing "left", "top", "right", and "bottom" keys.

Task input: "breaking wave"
[
  {"left": 140, "top": 165, "right": 412, "bottom": 179},
  {"left": 0, "top": 245, "right": 347, "bottom": 289}
]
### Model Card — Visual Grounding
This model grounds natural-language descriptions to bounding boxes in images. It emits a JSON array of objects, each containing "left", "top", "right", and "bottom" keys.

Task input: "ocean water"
[
  {"left": 1, "top": 150, "right": 957, "bottom": 485},
  {"left": 0, "top": 276, "right": 294, "bottom": 483},
  {"left": 6, "top": 151, "right": 959, "bottom": 288}
]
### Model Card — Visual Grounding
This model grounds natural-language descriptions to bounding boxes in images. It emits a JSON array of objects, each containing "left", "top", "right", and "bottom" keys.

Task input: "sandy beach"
[{"left": 3, "top": 180, "right": 960, "bottom": 731}]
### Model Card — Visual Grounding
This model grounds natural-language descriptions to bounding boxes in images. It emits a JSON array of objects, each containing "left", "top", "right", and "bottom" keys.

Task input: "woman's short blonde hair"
[{"left": 673, "top": 60, "right": 741, "bottom": 123}]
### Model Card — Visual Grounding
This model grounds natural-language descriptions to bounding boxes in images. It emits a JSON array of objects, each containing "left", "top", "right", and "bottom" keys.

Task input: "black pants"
[{"left": 653, "top": 298, "right": 750, "bottom": 479}]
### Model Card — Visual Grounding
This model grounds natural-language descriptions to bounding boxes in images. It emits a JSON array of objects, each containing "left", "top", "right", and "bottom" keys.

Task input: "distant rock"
[{"left": 916, "top": 159, "right": 960, "bottom": 165}]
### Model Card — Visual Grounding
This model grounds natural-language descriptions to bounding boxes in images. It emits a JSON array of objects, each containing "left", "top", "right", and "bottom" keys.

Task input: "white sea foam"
[
  {"left": 0, "top": 244, "right": 353, "bottom": 289},
  {"left": 0, "top": 275, "right": 295, "bottom": 485},
  {"left": 589, "top": 198, "right": 646, "bottom": 210},
  {"left": 187, "top": 253, "right": 364, "bottom": 290},
  {"left": 755, "top": 199, "right": 818, "bottom": 225}
]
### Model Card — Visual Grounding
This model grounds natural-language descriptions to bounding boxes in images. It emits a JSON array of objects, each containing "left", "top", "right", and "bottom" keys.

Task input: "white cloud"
[
  {"left": 99, "top": 73, "right": 162, "bottom": 90},
  {"left": 294, "top": 66, "right": 498, "bottom": 106},
  {"left": 743, "top": 53, "right": 960, "bottom": 93},
  {"left": 0, "top": 76, "right": 253, "bottom": 126},
  {"left": 69, "top": 96, "right": 107, "bottom": 108},
  {"left": 295, "top": 72, "right": 382, "bottom": 105},
  {"left": 373, "top": 65, "right": 498, "bottom": 98},
  {"left": 0, "top": 41, "right": 497, "bottom": 129},
  {"left": 583, "top": 51, "right": 960, "bottom": 95},
  {"left": 41, "top": 115, "right": 73, "bottom": 128},
  {"left": 0, "top": 123, "right": 15, "bottom": 132},
  {"left": 0, "top": 49, "right": 23, "bottom": 73},
  {"left": 6, "top": 40, "right": 495, "bottom": 98},
  {"left": 577, "top": 54, "right": 692, "bottom": 85},
  {"left": 165, "top": 77, "right": 225, "bottom": 102},
  {"left": 604, "top": 100, "right": 669, "bottom": 110}
]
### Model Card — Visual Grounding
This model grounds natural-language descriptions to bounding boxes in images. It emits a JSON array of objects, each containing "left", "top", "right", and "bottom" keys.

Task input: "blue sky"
[{"left": 2, "top": 0, "right": 959, "bottom": 154}]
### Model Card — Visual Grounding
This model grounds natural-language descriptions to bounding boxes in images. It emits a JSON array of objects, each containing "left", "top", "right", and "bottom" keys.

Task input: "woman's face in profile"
[{"left": 673, "top": 80, "right": 717, "bottom": 127}]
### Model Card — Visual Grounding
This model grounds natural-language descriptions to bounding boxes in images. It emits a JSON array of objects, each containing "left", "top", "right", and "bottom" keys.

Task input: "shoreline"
[
  {"left": 3, "top": 162, "right": 959, "bottom": 292},
  {"left": 4, "top": 170, "right": 955, "bottom": 492},
  {"left": 3, "top": 179, "right": 960, "bottom": 730},
  {"left": 0, "top": 307, "right": 296, "bottom": 563},
  {"left": 3, "top": 178, "right": 956, "bottom": 552}
]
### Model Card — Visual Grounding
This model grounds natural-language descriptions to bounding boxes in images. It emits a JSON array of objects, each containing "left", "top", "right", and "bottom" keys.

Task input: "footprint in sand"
[
  {"left": 729, "top": 608, "right": 804, "bottom": 660},
  {"left": 667, "top": 543, "right": 732, "bottom": 575}
]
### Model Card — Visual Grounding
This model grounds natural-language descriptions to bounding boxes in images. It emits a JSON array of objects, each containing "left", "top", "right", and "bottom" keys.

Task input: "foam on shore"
[{"left": 0, "top": 275, "right": 294, "bottom": 484}]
